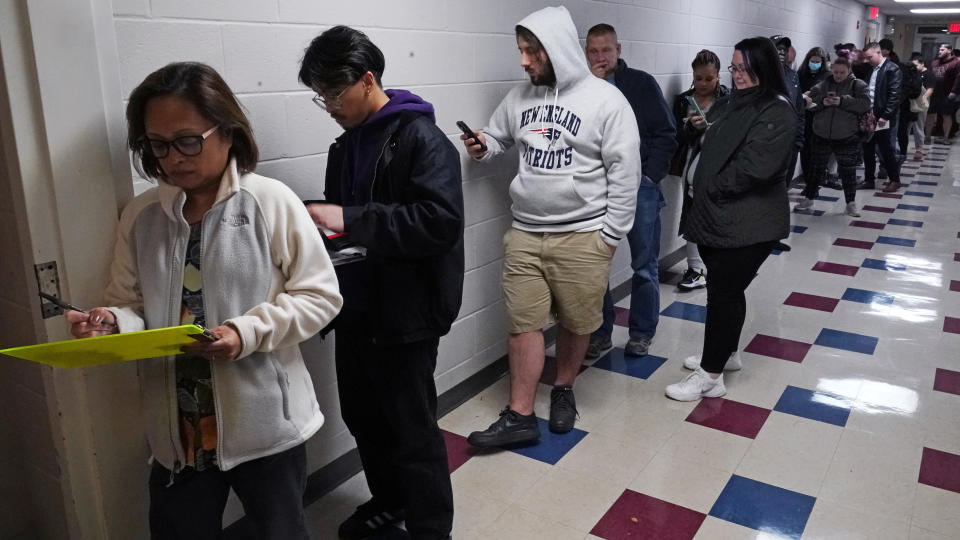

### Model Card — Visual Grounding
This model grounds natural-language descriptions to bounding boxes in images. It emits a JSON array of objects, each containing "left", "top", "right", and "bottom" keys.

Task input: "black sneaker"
[
  {"left": 678, "top": 268, "right": 706, "bottom": 290},
  {"left": 877, "top": 166, "right": 888, "bottom": 180},
  {"left": 549, "top": 386, "right": 578, "bottom": 433},
  {"left": 585, "top": 336, "right": 612, "bottom": 359},
  {"left": 856, "top": 180, "right": 876, "bottom": 190},
  {"left": 467, "top": 407, "right": 540, "bottom": 448},
  {"left": 338, "top": 499, "right": 405, "bottom": 540}
]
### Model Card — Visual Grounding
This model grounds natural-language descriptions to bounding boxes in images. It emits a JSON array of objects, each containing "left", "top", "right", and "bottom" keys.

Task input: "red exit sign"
[
  {"left": 869, "top": 6, "right": 879, "bottom": 19},
  {"left": 951, "top": 23, "right": 960, "bottom": 33}
]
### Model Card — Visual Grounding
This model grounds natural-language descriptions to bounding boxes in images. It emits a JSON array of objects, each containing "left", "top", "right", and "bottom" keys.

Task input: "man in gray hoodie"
[{"left": 461, "top": 6, "right": 641, "bottom": 447}]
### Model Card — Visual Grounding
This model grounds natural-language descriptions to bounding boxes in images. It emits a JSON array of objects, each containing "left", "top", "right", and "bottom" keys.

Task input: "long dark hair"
[
  {"left": 299, "top": 25, "right": 386, "bottom": 91},
  {"left": 797, "top": 47, "right": 828, "bottom": 79},
  {"left": 126, "top": 62, "right": 258, "bottom": 180},
  {"left": 735, "top": 37, "right": 789, "bottom": 99}
]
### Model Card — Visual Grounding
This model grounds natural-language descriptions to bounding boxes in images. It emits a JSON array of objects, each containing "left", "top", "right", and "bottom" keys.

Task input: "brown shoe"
[
  {"left": 912, "top": 151, "right": 923, "bottom": 161},
  {"left": 882, "top": 181, "right": 902, "bottom": 193}
]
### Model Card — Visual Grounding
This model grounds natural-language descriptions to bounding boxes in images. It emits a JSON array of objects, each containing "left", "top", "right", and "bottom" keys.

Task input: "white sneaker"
[
  {"left": 682, "top": 352, "right": 743, "bottom": 371},
  {"left": 845, "top": 202, "right": 861, "bottom": 217},
  {"left": 793, "top": 198, "right": 814, "bottom": 212},
  {"left": 665, "top": 368, "right": 726, "bottom": 401}
]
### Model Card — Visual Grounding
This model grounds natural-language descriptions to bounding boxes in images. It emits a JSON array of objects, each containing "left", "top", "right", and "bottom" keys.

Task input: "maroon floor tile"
[
  {"left": 833, "top": 238, "right": 874, "bottom": 250},
  {"left": 784, "top": 292, "right": 840, "bottom": 312},
  {"left": 918, "top": 447, "right": 960, "bottom": 494},
  {"left": 590, "top": 489, "right": 706, "bottom": 540},
  {"left": 933, "top": 368, "right": 960, "bottom": 396},
  {"left": 945, "top": 316, "right": 960, "bottom": 335},
  {"left": 849, "top": 220, "right": 886, "bottom": 230},
  {"left": 955, "top": 253, "right": 960, "bottom": 262},
  {"left": 812, "top": 261, "right": 860, "bottom": 276},
  {"left": 615, "top": 306, "right": 629, "bottom": 327},
  {"left": 862, "top": 205, "right": 896, "bottom": 214},
  {"left": 744, "top": 334, "right": 812, "bottom": 363},
  {"left": 442, "top": 430, "right": 474, "bottom": 473},
  {"left": 875, "top": 193, "right": 903, "bottom": 199},
  {"left": 685, "top": 397, "right": 771, "bottom": 439},
  {"left": 951, "top": 280, "right": 960, "bottom": 292}
]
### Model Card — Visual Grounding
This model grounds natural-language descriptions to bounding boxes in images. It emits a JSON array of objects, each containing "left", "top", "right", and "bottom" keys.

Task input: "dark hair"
[
  {"left": 941, "top": 43, "right": 953, "bottom": 50},
  {"left": 587, "top": 23, "right": 617, "bottom": 39},
  {"left": 864, "top": 42, "right": 881, "bottom": 51},
  {"left": 911, "top": 52, "right": 925, "bottom": 65},
  {"left": 692, "top": 49, "right": 721, "bottom": 72},
  {"left": 299, "top": 26, "right": 385, "bottom": 91},
  {"left": 879, "top": 38, "right": 894, "bottom": 52},
  {"left": 735, "top": 37, "right": 789, "bottom": 98},
  {"left": 832, "top": 56, "right": 851, "bottom": 69},
  {"left": 798, "top": 47, "right": 828, "bottom": 78},
  {"left": 515, "top": 25, "right": 544, "bottom": 54},
  {"left": 126, "top": 62, "right": 258, "bottom": 180}
]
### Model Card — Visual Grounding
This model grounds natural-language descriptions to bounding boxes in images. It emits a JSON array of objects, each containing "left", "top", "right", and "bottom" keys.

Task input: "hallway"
[{"left": 310, "top": 145, "right": 960, "bottom": 539}]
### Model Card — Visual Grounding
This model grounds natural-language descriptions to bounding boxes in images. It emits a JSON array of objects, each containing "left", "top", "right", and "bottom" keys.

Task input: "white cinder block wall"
[{"left": 109, "top": 0, "right": 869, "bottom": 527}]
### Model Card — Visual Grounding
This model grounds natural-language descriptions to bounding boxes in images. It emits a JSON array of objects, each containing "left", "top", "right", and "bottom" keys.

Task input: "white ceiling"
[{"left": 871, "top": 0, "right": 960, "bottom": 21}]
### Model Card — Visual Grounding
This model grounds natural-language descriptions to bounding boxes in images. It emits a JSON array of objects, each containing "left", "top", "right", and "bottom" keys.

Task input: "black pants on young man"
[
  {"left": 863, "top": 124, "right": 901, "bottom": 185},
  {"left": 335, "top": 327, "right": 454, "bottom": 540},
  {"left": 698, "top": 242, "right": 775, "bottom": 373},
  {"left": 149, "top": 443, "right": 310, "bottom": 540}
]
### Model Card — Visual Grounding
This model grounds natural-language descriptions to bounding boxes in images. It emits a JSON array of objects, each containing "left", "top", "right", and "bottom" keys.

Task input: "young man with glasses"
[{"left": 299, "top": 25, "right": 464, "bottom": 540}]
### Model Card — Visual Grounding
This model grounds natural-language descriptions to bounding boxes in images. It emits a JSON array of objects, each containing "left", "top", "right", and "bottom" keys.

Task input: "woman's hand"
[
  {"left": 66, "top": 308, "right": 118, "bottom": 338},
  {"left": 180, "top": 323, "right": 242, "bottom": 362},
  {"left": 689, "top": 114, "right": 708, "bottom": 130}
]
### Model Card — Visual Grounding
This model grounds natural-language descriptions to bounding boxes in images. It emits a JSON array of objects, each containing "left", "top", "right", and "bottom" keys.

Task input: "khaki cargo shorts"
[{"left": 501, "top": 228, "right": 614, "bottom": 335}]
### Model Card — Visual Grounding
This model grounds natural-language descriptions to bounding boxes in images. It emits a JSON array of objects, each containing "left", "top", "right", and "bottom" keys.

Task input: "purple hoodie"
[{"left": 343, "top": 89, "right": 435, "bottom": 204}]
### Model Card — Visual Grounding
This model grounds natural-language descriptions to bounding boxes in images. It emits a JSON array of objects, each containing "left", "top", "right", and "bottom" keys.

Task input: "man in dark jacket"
[
  {"left": 584, "top": 23, "right": 677, "bottom": 358},
  {"left": 773, "top": 36, "right": 805, "bottom": 184},
  {"left": 862, "top": 42, "right": 904, "bottom": 192},
  {"left": 300, "top": 26, "right": 463, "bottom": 540}
]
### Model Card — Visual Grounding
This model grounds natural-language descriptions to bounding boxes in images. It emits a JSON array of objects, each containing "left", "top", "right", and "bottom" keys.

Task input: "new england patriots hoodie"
[{"left": 479, "top": 5, "right": 641, "bottom": 246}]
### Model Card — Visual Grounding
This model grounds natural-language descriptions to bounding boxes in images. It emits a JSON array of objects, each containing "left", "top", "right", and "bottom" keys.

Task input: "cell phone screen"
[{"left": 686, "top": 95, "right": 705, "bottom": 118}]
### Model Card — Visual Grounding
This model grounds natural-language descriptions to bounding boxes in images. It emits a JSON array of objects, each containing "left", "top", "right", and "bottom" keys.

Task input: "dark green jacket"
[{"left": 681, "top": 87, "right": 796, "bottom": 248}]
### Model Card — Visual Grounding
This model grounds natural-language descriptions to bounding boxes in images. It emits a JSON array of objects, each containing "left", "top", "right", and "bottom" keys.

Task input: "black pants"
[
  {"left": 782, "top": 149, "right": 800, "bottom": 186},
  {"left": 863, "top": 123, "right": 901, "bottom": 183},
  {"left": 800, "top": 112, "right": 815, "bottom": 181},
  {"left": 699, "top": 242, "right": 775, "bottom": 373},
  {"left": 149, "top": 443, "right": 309, "bottom": 540},
  {"left": 806, "top": 134, "right": 860, "bottom": 203},
  {"left": 335, "top": 328, "right": 453, "bottom": 540}
]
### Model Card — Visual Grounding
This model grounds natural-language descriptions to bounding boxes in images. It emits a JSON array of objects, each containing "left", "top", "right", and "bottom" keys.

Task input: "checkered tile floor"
[{"left": 308, "top": 144, "right": 960, "bottom": 539}]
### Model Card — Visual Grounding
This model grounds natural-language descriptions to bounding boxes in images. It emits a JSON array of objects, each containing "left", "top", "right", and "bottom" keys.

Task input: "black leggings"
[
  {"left": 699, "top": 242, "right": 775, "bottom": 373},
  {"left": 805, "top": 134, "right": 861, "bottom": 203}
]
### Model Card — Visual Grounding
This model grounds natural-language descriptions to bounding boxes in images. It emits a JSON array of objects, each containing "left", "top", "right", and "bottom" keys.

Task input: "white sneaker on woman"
[
  {"left": 682, "top": 352, "right": 742, "bottom": 371},
  {"left": 665, "top": 368, "right": 726, "bottom": 401},
  {"left": 845, "top": 202, "right": 861, "bottom": 217}
]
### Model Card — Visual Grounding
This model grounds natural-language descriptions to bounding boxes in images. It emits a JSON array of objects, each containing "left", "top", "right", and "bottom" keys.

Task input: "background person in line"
[
  {"left": 300, "top": 26, "right": 464, "bottom": 540},
  {"left": 861, "top": 42, "right": 904, "bottom": 193},
  {"left": 925, "top": 44, "right": 960, "bottom": 144},
  {"left": 584, "top": 22, "right": 677, "bottom": 360},
  {"left": 669, "top": 49, "right": 730, "bottom": 292},
  {"left": 909, "top": 52, "right": 935, "bottom": 160},
  {"left": 68, "top": 62, "right": 343, "bottom": 539},
  {"left": 665, "top": 37, "right": 795, "bottom": 401},
  {"left": 461, "top": 6, "right": 640, "bottom": 447},
  {"left": 797, "top": 47, "right": 829, "bottom": 186}
]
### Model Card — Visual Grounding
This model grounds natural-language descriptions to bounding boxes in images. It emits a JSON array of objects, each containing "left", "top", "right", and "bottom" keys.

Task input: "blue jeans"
[{"left": 594, "top": 178, "right": 663, "bottom": 341}]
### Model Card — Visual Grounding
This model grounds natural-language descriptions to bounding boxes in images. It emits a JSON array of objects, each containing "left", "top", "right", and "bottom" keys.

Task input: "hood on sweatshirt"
[{"left": 516, "top": 6, "right": 591, "bottom": 91}]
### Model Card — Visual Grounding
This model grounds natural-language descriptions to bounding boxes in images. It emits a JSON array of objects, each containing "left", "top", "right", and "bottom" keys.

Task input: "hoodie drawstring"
[{"left": 542, "top": 87, "right": 560, "bottom": 150}]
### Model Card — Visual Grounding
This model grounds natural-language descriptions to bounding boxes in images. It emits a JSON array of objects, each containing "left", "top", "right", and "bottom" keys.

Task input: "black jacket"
[
  {"left": 808, "top": 76, "right": 871, "bottom": 141},
  {"left": 783, "top": 66, "right": 805, "bottom": 151},
  {"left": 872, "top": 58, "right": 903, "bottom": 121},
  {"left": 613, "top": 59, "right": 677, "bottom": 183},
  {"left": 681, "top": 88, "right": 795, "bottom": 248},
  {"left": 322, "top": 111, "right": 465, "bottom": 344},
  {"left": 669, "top": 85, "right": 731, "bottom": 177}
]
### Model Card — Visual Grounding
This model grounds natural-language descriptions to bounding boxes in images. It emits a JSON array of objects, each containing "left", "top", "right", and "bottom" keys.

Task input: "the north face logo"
[{"left": 222, "top": 214, "right": 249, "bottom": 227}]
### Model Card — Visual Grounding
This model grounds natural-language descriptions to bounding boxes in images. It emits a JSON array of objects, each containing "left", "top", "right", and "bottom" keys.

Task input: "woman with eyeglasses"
[
  {"left": 666, "top": 37, "right": 796, "bottom": 401},
  {"left": 66, "top": 62, "right": 342, "bottom": 538},
  {"left": 669, "top": 49, "right": 730, "bottom": 291}
]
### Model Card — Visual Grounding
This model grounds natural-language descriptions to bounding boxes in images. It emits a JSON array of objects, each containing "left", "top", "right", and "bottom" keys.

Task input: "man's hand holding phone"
[{"left": 457, "top": 120, "right": 488, "bottom": 159}]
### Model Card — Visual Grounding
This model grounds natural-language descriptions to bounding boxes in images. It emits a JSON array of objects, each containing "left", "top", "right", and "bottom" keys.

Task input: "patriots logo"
[{"left": 530, "top": 127, "right": 561, "bottom": 142}]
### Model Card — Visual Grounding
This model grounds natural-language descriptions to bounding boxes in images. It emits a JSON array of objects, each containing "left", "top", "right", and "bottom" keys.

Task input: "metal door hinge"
[{"left": 34, "top": 261, "right": 63, "bottom": 318}]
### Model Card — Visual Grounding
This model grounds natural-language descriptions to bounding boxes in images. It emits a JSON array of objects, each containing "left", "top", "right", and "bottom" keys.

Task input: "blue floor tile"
[
  {"left": 791, "top": 225, "right": 808, "bottom": 234},
  {"left": 887, "top": 218, "right": 923, "bottom": 228},
  {"left": 896, "top": 204, "right": 929, "bottom": 212},
  {"left": 815, "top": 195, "right": 839, "bottom": 202},
  {"left": 770, "top": 249, "right": 783, "bottom": 256},
  {"left": 876, "top": 236, "right": 916, "bottom": 247},
  {"left": 920, "top": 165, "right": 944, "bottom": 169},
  {"left": 773, "top": 385, "right": 852, "bottom": 427},
  {"left": 916, "top": 173, "right": 941, "bottom": 177},
  {"left": 508, "top": 418, "right": 588, "bottom": 465},
  {"left": 591, "top": 348, "right": 668, "bottom": 379},
  {"left": 904, "top": 191, "right": 935, "bottom": 198},
  {"left": 660, "top": 301, "right": 707, "bottom": 323},
  {"left": 709, "top": 475, "right": 816, "bottom": 539},
  {"left": 862, "top": 258, "right": 907, "bottom": 271},
  {"left": 914, "top": 181, "right": 938, "bottom": 186},
  {"left": 814, "top": 328, "right": 879, "bottom": 355},
  {"left": 841, "top": 287, "right": 894, "bottom": 305}
]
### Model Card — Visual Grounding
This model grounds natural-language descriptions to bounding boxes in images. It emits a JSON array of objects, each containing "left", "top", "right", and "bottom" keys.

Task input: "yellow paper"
[{"left": 0, "top": 325, "right": 209, "bottom": 368}]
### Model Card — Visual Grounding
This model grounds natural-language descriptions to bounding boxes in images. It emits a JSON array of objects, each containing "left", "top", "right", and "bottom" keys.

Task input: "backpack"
[{"left": 901, "top": 62, "right": 922, "bottom": 100}]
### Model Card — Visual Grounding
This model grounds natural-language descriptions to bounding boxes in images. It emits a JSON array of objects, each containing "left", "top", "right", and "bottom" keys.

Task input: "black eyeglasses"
[
  {"left": 728, "top": 64, "right": 748, "bottom": 74},
  {"left": 143, "top": 125, "right": 219, "bottom": 158}
]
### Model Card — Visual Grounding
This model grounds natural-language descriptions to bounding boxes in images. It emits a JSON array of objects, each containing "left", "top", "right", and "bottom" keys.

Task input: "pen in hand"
[{"left": 40, "top": 292, "right": 117, "bottom": 328}]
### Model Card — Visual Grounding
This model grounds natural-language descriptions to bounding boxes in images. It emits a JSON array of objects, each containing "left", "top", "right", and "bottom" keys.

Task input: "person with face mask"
[{"left": 797, "top": 47, "right": 829, "bottom": 185}]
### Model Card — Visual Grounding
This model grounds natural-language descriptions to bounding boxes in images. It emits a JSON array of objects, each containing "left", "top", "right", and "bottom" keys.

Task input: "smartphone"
[
  {"left": 456, "top": 120, "right": 487, "bottom": 152},
  {"left": 685, "top": 95, "right": 706, "bottom": 119},
  {"left": 826, "top": 91, "right": 837, "bottom": 98}
]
